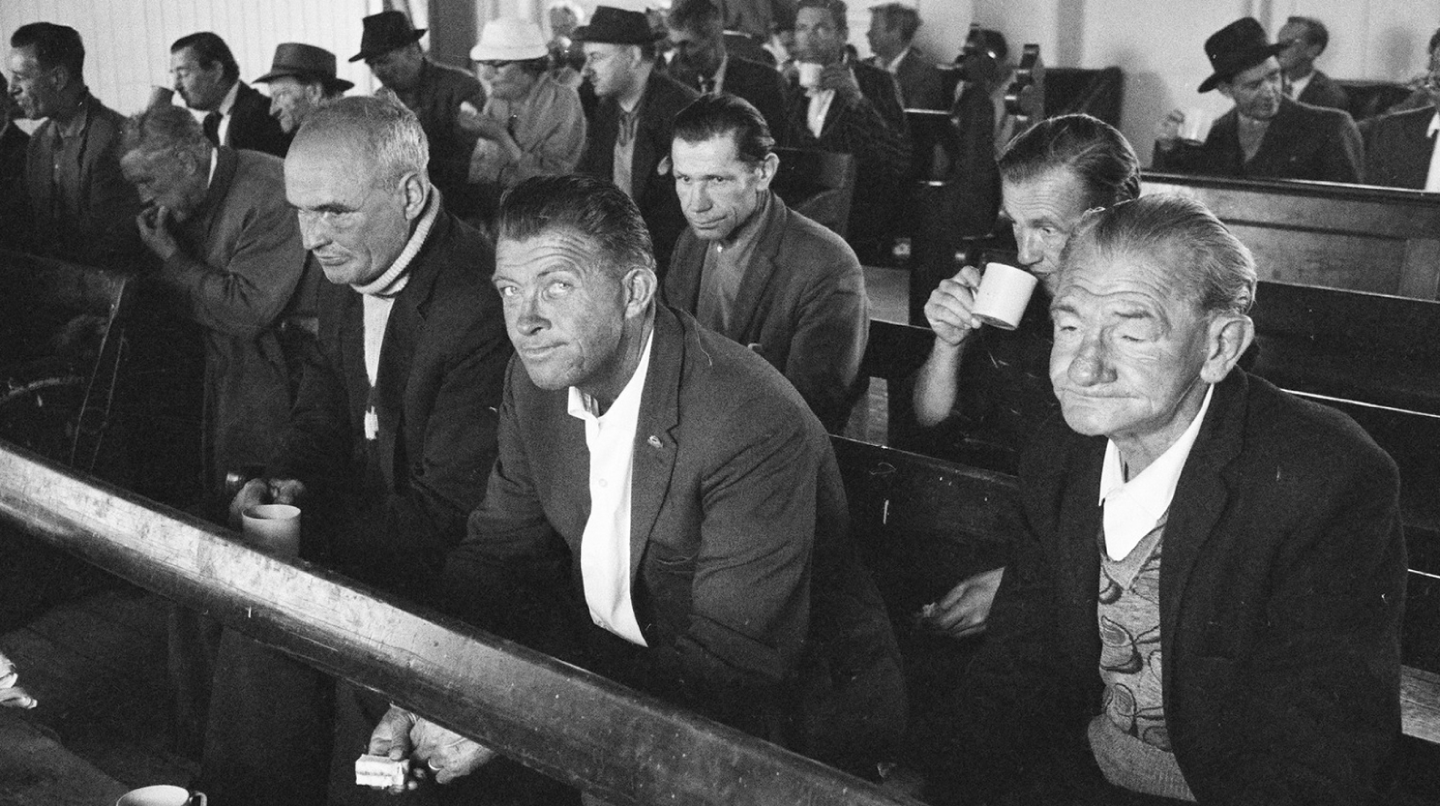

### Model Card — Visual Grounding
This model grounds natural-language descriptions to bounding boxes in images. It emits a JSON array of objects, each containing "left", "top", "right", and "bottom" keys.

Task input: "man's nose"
[
  {"left": 298, "top": 217, "right": 329, "bottom": 252},
  {"left": 1016, "top": 230, "right": 1043, "bottom": 268},
  {"left": 1067, "top": 332, "right": 1115, "bottom": 387},
  {"left": 513, "top": 294, "right": 547, "bottom": 334},
  {"left": 688, "top": 185, "right": 711, "bottom": 212},
  {"left": 269, "top": 98, "right": 282, "bottom": 118}
]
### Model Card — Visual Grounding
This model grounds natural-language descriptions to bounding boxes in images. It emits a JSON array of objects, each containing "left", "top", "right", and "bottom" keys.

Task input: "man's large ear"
[
  {"left": 754, "top": 150, "right": 781, "bottom": 191},
  {"left": 622, "top": 265, "right": 657, "bottom": 319},
  {"left": 1200, "top": 312, "right": 1255, "bottom": 384},
  {"left": 398, "top": 172, "right": 428, "bottom": 221}
]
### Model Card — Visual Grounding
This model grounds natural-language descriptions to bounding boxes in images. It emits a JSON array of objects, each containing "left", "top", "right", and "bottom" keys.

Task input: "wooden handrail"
[{"left": 0, "top": 440, "right": 920, "bottom": 806}]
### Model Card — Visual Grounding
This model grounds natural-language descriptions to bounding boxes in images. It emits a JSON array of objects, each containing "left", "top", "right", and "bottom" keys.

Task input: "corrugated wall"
[{"left": 1, "top": 0, "right": 382, "bottom": 117}]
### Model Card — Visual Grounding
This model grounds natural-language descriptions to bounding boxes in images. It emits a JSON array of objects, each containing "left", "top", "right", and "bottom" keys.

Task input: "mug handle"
[{"left": 188, "top": 793, "right": 207, "bottom": 806}]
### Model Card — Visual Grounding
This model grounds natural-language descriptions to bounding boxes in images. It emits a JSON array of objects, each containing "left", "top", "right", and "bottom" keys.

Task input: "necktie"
[
  {"left": 617, "top": 109, "right": 638, "bottom": 146},
  {"left": 202, "top": 111, "right": 221, "bottom": 146}
]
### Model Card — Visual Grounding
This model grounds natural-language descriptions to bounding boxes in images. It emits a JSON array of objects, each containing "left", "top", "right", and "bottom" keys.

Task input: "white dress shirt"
[
  {"left": 214, "top": 80, "right": 240, "bottom": 147},
  {"left": 569, "top": 331, "right": 655, "bottom": 647},
  {"left": 1097, "top": 385, "right": 1215, "bottom": 560}
]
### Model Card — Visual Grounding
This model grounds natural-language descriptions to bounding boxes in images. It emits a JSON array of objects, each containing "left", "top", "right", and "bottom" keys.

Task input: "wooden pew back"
[{"left": 1141, "top": 173, "right": 1440, "bottom": 300}]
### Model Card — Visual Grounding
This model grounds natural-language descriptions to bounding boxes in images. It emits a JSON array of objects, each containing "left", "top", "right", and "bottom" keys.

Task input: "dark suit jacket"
[
  {"left": 578, "top": 70, "right": 698, "bottom": 273},
  {"left": 783, "top": 58, "right": 910, "bottom": 256},
  {"left": 1154, "top": 96, "right": 1362, "bottom": 183},
  {"left": 272, "top": 205, "right": 512, "bottom": 602},
  {"left": 225, "top": 81, "right": 291, "bottom": 157},
  {"left": 156, "top": 147, "right": 309, "bottom": 487},
  {"left": 664, "top": 192, "right": 867, "bottom": 432},
  {"left": 876, "top": 48, "right": 947, "bottom": 111},
  {"left": 445, "top": 305, "right": 902, "bottom": 764},
  {"left": 0, "top": 124, "right": 30, "bottom": 251},
  {"left": 1296, "top": 68, "right": 1349, "bottom": 112},
  {"left": 930, "top": 370, "right": 1406, "bottom": 805},
  {"left": 718, "top": 55, "right": 790, "bottom": 144},
  {"left": 1363, "top": 105, "right": 1433, "bottom": 190},
  {"left": 23, "top": 92, "right": 144, "bottom": 266}
]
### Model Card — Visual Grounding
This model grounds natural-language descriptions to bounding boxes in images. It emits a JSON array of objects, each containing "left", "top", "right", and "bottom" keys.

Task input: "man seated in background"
[
  {"left": 664, "top": 94, "right": 866, "bottom": 432},
  {"left": 575, "top": 5, "right": 698, "bottom": 274},
  {"left": 1154, "top": 17, "right": 1362, "bottom": 184},
  {"left": 783, "top": 0, "right": 909, "bottom": 264},
  {"left": 352, "top": 10, "right": 487, "bottom": 220},
  {"left": 462, "top": 18, "right": 586, "bottom": 225},
  {"left": 927, "top": 194, "right": 1405, "bottom": 805},
  {"left": 199, "top": 96, "right": 512, "bottom": 806},
  {"left": 0, "top": 73, "right": 30, "bottom": 250},
  {"left": 1364, "top": 47, "right": 1440, "bottom": 189},
  {"left": 1276, "top": 16, "right": 1348, "bottom": 111},
  {"left": 367, "top": 174, "right": 902, "bottom": 797},
  {"left": 666, "top": 0, "right": 789, "bottom": 140},
  {"left": 171, "top": 32, "right": 291, "bottom": 157},
  {"left": 865, "top": 2, "right": 945, "bottom": 111},
  {"left": 7, "top": 22, "right": 142, "bottom": 265},
  {"left": 253, "top": 42, "right": 353, "bottom": 134}
]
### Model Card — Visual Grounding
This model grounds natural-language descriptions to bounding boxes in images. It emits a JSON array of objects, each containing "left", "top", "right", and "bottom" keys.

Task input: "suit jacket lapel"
[
  {"left": 727, "top": 193, "right": 786, "bottom": 339},
  {"left": 1157, "top": 373, "right": 1247, "bottom": 641},
  {"left": 628, "top": 305, "right": 684, "bottom": 582},
  {"left": 187, "top": 147, "right": 237, "bottom": 244}
]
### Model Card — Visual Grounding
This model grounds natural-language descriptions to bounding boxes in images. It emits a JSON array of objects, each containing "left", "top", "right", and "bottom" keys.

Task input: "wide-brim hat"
[
  {"left": 470, "top": 19, "right": 549, "bottom": 62},
  {"left": 1197, "top": 17, "right": 1286, "bottom": 93},
  {"left": 573, "top": 6, "right": 660, "bottom": 46},
  {"left": 350, "top": 10, "right": 426, "bottom": 63},
  {"left": 255, "top": 43, "right": 355, "bottom": 92}
]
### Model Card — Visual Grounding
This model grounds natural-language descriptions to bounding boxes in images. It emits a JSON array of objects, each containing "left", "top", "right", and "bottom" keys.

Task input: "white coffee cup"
[
  {"left": 796, "top": 61, "right": 824, "bottom": 89},
  {"left": 116, "top": 785, "right": 205, "bottom": 806},
  {"left": 241, "top": 504, "right": 301, "bottom": 558},
  {"left": 1178, "top": 107, "right": 1212, "bottom": 144},
  {"left": 971, "top": 262, "right": 1038, "bottom": 330}
]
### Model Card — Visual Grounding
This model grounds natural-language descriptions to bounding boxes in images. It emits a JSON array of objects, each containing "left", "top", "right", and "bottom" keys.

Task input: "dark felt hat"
[
  {"left": 350, "top": 10, "right": 426, "bottom": 62},
  {"left": 255, "top": 43, "right": 354, "bottom": 92},
  {"left": 573, "top": 6, "right": 660, "bottom": 45},
  {"left": 1197, "top": 17, "right": 1287, "bottom": 93}
]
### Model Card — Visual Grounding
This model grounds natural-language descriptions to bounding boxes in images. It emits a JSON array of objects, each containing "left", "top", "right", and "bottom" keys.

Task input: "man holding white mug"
[{"left": 908, "top": 114, "right": 1141, "bottom": 638}]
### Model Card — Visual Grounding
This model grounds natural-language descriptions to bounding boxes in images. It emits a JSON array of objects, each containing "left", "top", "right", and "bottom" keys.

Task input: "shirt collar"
[
  {"left": 54, "top": 90, "right": 92, "bottom": 140},
  {"left": 568, "top": 328, "right": 655, "bottom": 422},
  {"left": 1098, "top": 384, "right": 1215, "bottom": 559},
  {"left": 351, "top": 187, "right": 440, "bottom": 297},
  {"left": 712, "top": 52, "right": 729, "bottom": 92},
  {"left": 1428, "top": 111, "right": 1439, "bottom": 138},
  {"left": 885, "top": 47, "right": 911, "bottom": 74},
  {"left": 216, "top": 80, "right": 240, "bottom": 116}
]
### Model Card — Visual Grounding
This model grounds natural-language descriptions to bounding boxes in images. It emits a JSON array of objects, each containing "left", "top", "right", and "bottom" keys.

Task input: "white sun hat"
[{"left": 471, "top": 18, "right": 550, "bottom": 62}]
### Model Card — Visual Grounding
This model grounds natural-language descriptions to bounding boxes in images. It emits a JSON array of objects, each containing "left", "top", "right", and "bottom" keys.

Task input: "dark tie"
[
  {"left": 698, "top": 76, "right": 715, "bottom": 95},
  {"left": 617, "top": 109, "right": 638, "bottom": 146},
  {"left": 202, "top": 111, "right": 221, "bottom": 146}
]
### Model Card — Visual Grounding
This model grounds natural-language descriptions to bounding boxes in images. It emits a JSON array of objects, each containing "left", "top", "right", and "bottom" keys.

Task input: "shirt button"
[{"left": 598, "top": 479, "right": 608, "bottom": 488}]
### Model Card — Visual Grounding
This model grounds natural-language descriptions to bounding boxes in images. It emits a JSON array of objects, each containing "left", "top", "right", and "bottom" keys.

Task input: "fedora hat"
[
  {"left": 470, "top": 19, "right": 549, "bottom": 62},
  {"left": 1197, "top": 17, "right": 1286, "bottom": 93},
  {"left": 255, "top": 43, "right": 354, "bottom": 92},
  {"left": 573, "top": 6, "right": 659, "bottom": 46},
  {"left": 350, "top": 10, "right": 426, "bottom": 63}
]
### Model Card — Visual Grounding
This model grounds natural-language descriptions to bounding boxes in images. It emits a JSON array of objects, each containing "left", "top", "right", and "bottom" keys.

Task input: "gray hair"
[
  {"left": 293, "top": 95, "right": 429, "bottom": 189},
  {"left": 1061, "top": 194, "right": 1256, "bottom": 316},
  {"left": 122, "top": 104, "right": 211, "bottom": 166}
]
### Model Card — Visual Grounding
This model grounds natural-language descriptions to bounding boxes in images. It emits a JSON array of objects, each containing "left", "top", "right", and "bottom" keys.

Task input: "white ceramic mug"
[
  {"left": 241, "top": 504, "right": 301, "bottom": 558},
  {"left": 796, "top": 61, "right": 824, "bottom": 89},
  {"left": 116, "top": 785, "right": 204, "bottom": 806},
  {"left": 971, "top": 262, "right": 1039, "bottom": 330}
]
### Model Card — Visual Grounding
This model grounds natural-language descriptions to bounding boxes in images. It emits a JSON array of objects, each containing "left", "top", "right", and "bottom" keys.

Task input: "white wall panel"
[{"left": 1, "top": 0, "right": 376, "bottom": 117}]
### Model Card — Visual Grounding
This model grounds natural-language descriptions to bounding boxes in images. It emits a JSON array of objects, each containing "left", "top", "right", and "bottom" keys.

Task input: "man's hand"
[
  {"left": 366, "top": 706, "right": 421, "bottom": 793},
  {"left": 410, "top": 717, "right": 497, "bottom": 784},
  {"left": 135, "top": 206, "right": 179, "bottom": 261},
  {"left": 228, "top": 477, "right": 306, "bottom": 529},
  {"left": 0, "top": 652, "right": 37, "bottom": 710},
  {"left": 924, "top": 266, "right": 983, "bottom": 348},
  {"left": 917, "top": 567, "right": 1005, "bottom": 639},
  {"left": 818, "top": 63, "right": 863, "bottom": 108},
  {"left": 1156, "top": 108, "right": 1185, "bottom": 149}
]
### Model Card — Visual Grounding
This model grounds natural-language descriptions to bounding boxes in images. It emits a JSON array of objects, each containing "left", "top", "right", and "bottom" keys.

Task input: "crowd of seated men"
[{"left": 0, "top": 5, "right": 1421, "bottom": 806}]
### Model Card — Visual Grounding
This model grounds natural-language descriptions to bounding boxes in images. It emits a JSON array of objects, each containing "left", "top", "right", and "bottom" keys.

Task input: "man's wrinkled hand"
[
  {"left": 917, "top": 567, "right": 1005, "bottom": 639},
  {"left": 410, "top": 716, "right": 497, "bottom": 785},
  {"left": 366, "top": 706, "right": 421, "bottom": 793},
  {"left": 0, "top": 652, "right": 37, "bottom": 709},
  {"left": 818, "top": 63, "right": 863, "bottom": 108},
  {"left": 228, "top": 477, "right": 305, "bottom": 530},
  {"left": 924, "top": 265, "right": 983, "bottom": 348},
  {"left": 135, "top": 205, "right": 179, "bottom": 261}
]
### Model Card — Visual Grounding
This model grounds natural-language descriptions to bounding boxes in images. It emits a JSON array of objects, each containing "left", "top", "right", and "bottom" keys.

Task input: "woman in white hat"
[{"left": 462, "top": 17, "right": 587, "bottom": 225}]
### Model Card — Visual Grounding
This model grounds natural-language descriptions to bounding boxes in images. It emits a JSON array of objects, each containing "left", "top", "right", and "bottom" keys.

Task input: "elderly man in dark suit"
[
  {"left": 352, "top": 10, "right": 487, "bottom": 220},
  {"left": 925, "top": 194, "right": 1405, "bottom": 805},
  {"left": 576, "top": 6, "right": 699, "bottom": 275},
  {"left": 665, "top": 0, "right": 789, "bottom": 139},
  {"left": 665, "top": 94, "right": 866, "bottom": 432},
  {"left": 783, "top": 0, "right": 909, "bottom": 263},
  {"left": 199, "top": 95, "right": 513, "bottom": 806},
  {"left": 1155, "top": 17, "right": 1361, "bottom": 183},
  {"left": 1363, "top": 56, "right": 1440, "bottom": 189},
  {"left": 7, "top": 22, "right": 142, "bottom": 265},
  {"left": 365, "top": 174, "right": 903, "bottom": 797},
  {"left": 171, "top": 32, "right": 291, "bottom": 157},
  {"left": 865, "top": 2, "right": 945, "bottom": 110}
]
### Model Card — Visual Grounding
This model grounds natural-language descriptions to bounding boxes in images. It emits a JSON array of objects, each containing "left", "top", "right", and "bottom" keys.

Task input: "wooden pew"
[
  {"left": 0, "top": 441, "right": 920, "bottom": 806},
  {"left": 830, "top": 435, "right": 1440, "bottom": 794},
  {"left": 1141, "top": 173, "right": 1440, "bottom": 300}
]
